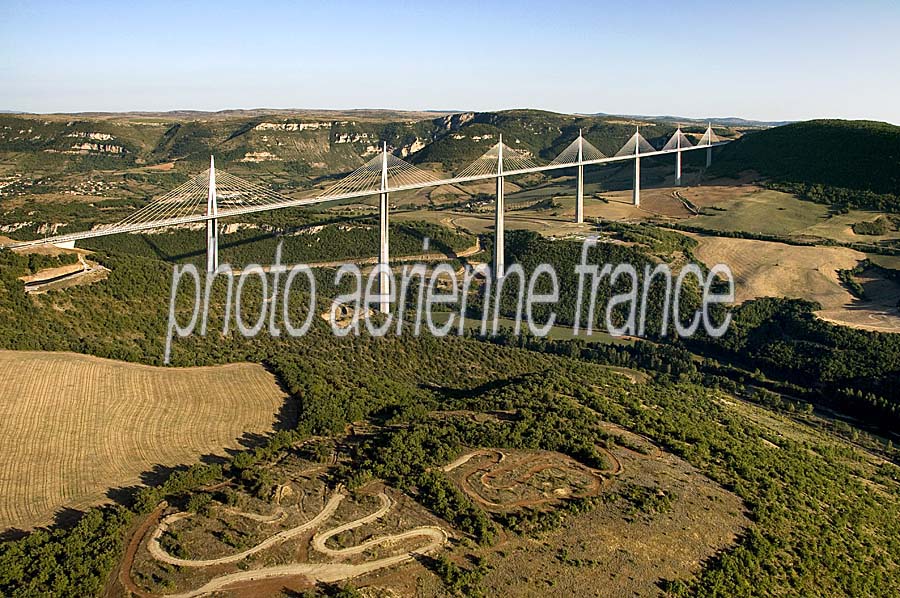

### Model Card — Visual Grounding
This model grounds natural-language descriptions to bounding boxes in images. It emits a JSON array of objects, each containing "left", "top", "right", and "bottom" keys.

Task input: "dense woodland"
[
  {"left": 767, "top": 181, "right": 900, "bottom": 215},
  {"left": 712, "top": 119, "right": 900, "bottom": 200},
  {"left": 691, "top": 297, "right": 900, "bottom": 431},
  {"left": 82, "top": 219, "right": 473, "bottom": 268},
  {"left": 476, "top": 230, "right": 705, "bottom": 339}
]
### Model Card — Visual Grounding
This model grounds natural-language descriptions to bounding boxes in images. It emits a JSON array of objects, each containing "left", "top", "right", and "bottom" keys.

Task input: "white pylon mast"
[
  {"left": 675, "top": 125, "right": 683, "bottom": 186},
  {"left": 632, "top": 127, "right": 641, "bottom": 207},
  {"left": 706, "top": 122, "right": 713, "bottom": 168},
  {"left": 495, "top": 135, "right": 505, "bottom": 278},
  {"left": 576, "top": 129, "right": 584, "bottom": 224},
  {"left": 206, "top": 155, "right": 218, "bottom": 273},
  {"left": 379, "top": 142, "right": 390, "bottom": 314}
]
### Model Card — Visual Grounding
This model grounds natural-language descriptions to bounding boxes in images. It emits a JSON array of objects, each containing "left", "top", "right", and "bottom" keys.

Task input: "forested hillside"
[
  {"left": 2, "top": 256, "right": 899, "bottom": 596},
  {"left": 691, "top": 297, "right": 900, "bottom": 430},
  {"left": 2, "top": 233, "right": 900, "bottom": 596},
  {"left": 0, "top": 110, "right": 742, "bottom": 186},
  {"left": 712, "top": 119, "right": 900, "bottom": 210}
]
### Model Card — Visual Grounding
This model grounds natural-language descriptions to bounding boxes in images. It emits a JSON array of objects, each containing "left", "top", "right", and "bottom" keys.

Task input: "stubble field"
[{"left": 0, "top": 351, "right": 289, "bottom": 532}]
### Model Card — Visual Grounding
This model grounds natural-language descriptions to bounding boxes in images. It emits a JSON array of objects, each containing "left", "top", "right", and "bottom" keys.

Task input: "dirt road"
[
  {"left": 144, "top": 489, "right": 448, "bottom": 598},
  {"left": 148, "top": 492, "right": 345, "bottom": 567}
]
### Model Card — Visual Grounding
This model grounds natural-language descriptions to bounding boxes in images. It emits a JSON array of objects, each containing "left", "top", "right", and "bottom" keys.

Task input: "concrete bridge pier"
[
  {"left": 676, "top": 149, "right": 682, "bottom": 186},
  {"left": 206, "top": 155, "right": 218, "bottom": 274},
  {"left": 632, "top": 127, "right": 641, "bottom": 207},
  {"left": 494, "top": 136, "right": 505, "bottom": 278},
  {"left": 575, "top": 130, "right": 584, "bottom": 224},
  {"left": 378, "top": 143, "right": 390, "bottom": 314},
  {"left": 633, "top": 155, "right": 641, "bottom": 207}
]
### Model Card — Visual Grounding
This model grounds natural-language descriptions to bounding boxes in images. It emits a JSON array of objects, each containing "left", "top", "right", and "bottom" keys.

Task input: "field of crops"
[
  {"left": 0, "top": 351, "right": 288, "bottom": 531},
  {"left": 692, "top": 235, "right": 900, "bottom": 331}
]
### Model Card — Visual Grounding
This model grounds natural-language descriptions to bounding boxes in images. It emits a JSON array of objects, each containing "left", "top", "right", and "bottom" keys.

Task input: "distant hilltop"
[
  {"left": 590, "top": 112, "right": 793, "bottom": 128},
  {"left": 0, "top": 108, "right": 748, "bottom": 177},
  {"left": 0, "top": 107, "right": 788, "bottom": 128}
]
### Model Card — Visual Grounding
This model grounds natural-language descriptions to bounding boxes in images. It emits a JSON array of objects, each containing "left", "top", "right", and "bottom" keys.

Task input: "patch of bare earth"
[
  {"left": 475, "top": 435, "right": 748, "bottom": 597},
  {"left": 444, "top": 449, "right": 607, "bottom": 511},
  {"left": 127, "top": 465, "right": 449, "bottom": 598}
]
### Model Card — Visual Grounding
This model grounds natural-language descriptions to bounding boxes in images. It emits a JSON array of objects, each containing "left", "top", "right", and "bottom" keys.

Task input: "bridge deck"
[{"left": 3, "top": 141, "right": 728, "bottom": 250}]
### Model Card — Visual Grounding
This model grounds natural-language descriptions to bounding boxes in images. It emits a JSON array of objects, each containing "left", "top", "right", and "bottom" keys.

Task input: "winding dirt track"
[
  {"left": 442, "top": 449, "right": 503, "bottom": 473},
  {"left": 446, "top": 449, "right": 609, "bottom": 510},
  {"left": 311, "top": 493, "right": 447, "bottom": 559},
  {"left": 162, "top": 558, "right": 436, "bottom": 598},
  {"left": 311, "top": 493, "right": 392, "bottom": 555},
  {"left": 145, "top": 490, "right": 447, "bottom": 598},
  {"left": 148, "top": 492, "right": 345, "bottom": 567}
]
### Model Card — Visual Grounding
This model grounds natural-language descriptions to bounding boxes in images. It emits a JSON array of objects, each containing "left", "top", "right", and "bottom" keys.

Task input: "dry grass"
[
  {"left": 472, "top": 428, "right": 748, "bottom": 598},
  {"left": 692, "top": 235, "right": 864, "bottom": 308},
  {"left": 0, "top": 351, "right": 288, "bottom": 531},
  {"left": 692, "top": 235, "right": 900, "bottom": 332},
  {"left": 445, "top": 449, "right": 606, "bottom": 511},
  {"left": 687, "top": 185, "right": 900, "bottom": 244},
  {"left": 869, "top": 254, "right": 900, "bottom": 271}
]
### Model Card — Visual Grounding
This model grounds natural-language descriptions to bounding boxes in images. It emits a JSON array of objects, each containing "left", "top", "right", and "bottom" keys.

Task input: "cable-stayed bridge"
[{"left": 4, "top": 125, "right": 726, "bottom": 312}]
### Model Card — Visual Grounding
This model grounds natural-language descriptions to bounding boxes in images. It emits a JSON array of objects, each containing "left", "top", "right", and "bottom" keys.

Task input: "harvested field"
[
  {"left": 692, "top": 235, "right": 864, "bottom": 306},
  {"left": 692, "top": 235, "right": 900, "bottom": 332},
  {"left": 690, "top": 188, "right": 829, "bottom": 236},
  {"left": 687, "top": 185, "right": 900, "bottom": 244},
  {"left": 0, "top": 351, "right": 289, "bottom": 531}
]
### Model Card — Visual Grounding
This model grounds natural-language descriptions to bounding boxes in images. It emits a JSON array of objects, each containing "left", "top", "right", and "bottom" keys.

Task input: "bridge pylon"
[
  {"left": 576, "top": 130, "right": 584, "bottom": 224},
  {"left": 206, "top": 155, "right": 218, "bottom": 273},
  {"left": 615, "top": 127, "right": 653, "bottom": 208},
  {"left": 633, "top": 127, "right": 641, "bottom": 207},
  {"left": 697, "top": 123, "right": 719, "bottom": 168},
  {"left": 548, "top": 132, "right": 605, "bottom": 223},
  {"left": 676, "top": 127, "right": 683, "bottom": 186},
  {"left": 494, "top": 135, "right": 505, "bottom": 278},
  {"left": 378, "top": 142, "right": 390, "bottom": 314},
  {"left": 662, "top": 126, "right": 693, "bottom": 186}
]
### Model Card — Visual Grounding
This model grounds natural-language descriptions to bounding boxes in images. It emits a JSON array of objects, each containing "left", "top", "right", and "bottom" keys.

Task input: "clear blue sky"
[{"left": 2, "top": 0, "right": 898, "bottom": 123}]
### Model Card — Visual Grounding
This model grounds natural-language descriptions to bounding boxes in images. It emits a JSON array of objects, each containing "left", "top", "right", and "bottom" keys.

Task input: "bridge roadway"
[{"left": 3, "top": 141, "right": 729, "bottom": 250}]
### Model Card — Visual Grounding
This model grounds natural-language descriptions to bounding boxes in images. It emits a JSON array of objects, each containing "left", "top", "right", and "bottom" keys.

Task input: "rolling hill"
[
  {"left": 711, "top": 119, "right": 900, "bottom": 195},
  {"left": 0, "top": 109, "right": 745, "bottom": 182}
]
